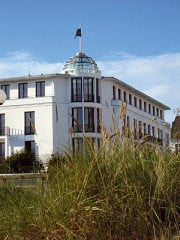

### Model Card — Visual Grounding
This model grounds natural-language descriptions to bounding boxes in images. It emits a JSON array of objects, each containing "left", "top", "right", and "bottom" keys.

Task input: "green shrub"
[{"left": 0, "top": 149, "right": 42, "bottom": 173}]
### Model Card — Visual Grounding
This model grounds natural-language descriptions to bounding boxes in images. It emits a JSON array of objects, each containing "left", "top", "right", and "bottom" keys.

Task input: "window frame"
[
  {"left": 36, "top": 81, "right": 45, "bottom": 97},
  {"left": 19, "top": 83, "right": 28, "bottom": 99},
  {"left": 1, "top": 84, "right": 10, "bottom": 99},
  {"left": 24, "top": 111, "right": 35, "bottom": 135},
  {"left": 71, "top": 78, "right": 82, "bottom": 102}
]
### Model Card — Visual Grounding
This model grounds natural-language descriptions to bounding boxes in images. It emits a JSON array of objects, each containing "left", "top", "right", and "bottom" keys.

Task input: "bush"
[{"left": 0, "top": 149, "right": 42, "bottom": 173}]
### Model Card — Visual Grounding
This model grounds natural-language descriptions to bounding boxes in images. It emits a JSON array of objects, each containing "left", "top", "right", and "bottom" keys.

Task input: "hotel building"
[{"left": 0, "top": 52, "right": 171, "bottom": 164}]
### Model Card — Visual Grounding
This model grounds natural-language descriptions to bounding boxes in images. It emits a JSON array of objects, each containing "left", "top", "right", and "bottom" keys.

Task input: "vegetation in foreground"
[{"left": 0, "top": 135, "right": 179, "bottom": 240}]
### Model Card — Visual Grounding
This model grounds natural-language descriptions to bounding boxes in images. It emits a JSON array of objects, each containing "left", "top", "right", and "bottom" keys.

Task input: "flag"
[{"left": 75, "top": 28, "right": 81, "bottom": 38}]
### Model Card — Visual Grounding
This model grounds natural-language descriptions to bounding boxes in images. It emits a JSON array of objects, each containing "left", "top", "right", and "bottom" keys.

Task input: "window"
[
  {"left": 1, "top": 84, "right": 10, "bottom": 99},
  {"left": 19, "top": 83, "right": 27, "bottom": 98},
  {"left": 72, "top": 108, "right": 83, "bottom": 132},
  {"left": 96, "top": 79, "right": 100, "bottom": 103},
  {"left": 71, "top": 78, "right": 82, "bottom": 102},
  {"left": 97, "top": 108, "right": 102, "bottom": 133},
  {"left": 84, "top": 108, "right": 94, "bottom": 132},
  {"left": 156, "top": 108, "right": 159, "bottom": 117},
  {"left": 133, "top": 119, "right": 137, "bottom": 139},
  {"left": 126, "top": 116, "right": 130, "bottom": 137},
  {"left": 144, "top": 102, "right": 147, "bottom": 112},
  {"left": 112, "top": 86, "right": 116, "bottom": 100},
  {"left": 153, "top": 106, "right": 155, "bottom": 116},
  {"left": 148, "top": 104, "right": 151, "bottom": 114},
  {"left": 36, "top": 81, "right": 45, "bottom": 97},
  {"left": 118, "top": 88, "right": 121, "bottom": 100},
  {"left": 0, "top": 114, "right": 5, "bottom": 136},
  {"left": 123, "top": 91, "right": 127, "bottom": 102},
  {"left": 138, "top": 121, "right": 142, "bottom": 138},
  {"left": 0, "top": 142, "right": 5, "bottom": 161},
  {"left": 143, "top": 123, "right": 147, "bottom": 135},
  {"left": 148, "top": 124, "right": 151, "bottom": 135},
  {"left": 25, "top": 140, "right": 35, "bottom": 154},
  {"left": 84, "top": 77, "right": 94, "bottom": 102},
  {"left": 72, "top": 138, "right": 83, "bottom": 154},
  {"left": 152, "top": 126, "right": 155, "bottom": 137},
  {"left": 134, "top": 97, "right": 137, "bottom": 107},
  {"left": 160, "top": 110, "right": 163, "bottom": 119},
  {"left": 129, "top": 94, "right": 132, "bottom": 105},
  {"left": 25, "top": 111, "right": 35, "bottom": 135},
  {"left": 139, "top": 99, "right": 142, "bottom": 110},
  {"left": 158, "top": 129, "right": 163, "bottom": 140}
]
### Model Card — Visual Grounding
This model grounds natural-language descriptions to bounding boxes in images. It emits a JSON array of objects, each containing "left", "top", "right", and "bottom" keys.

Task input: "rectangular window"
[
  {"left": 123, "top": 91, "right": 127, "bottom": 102},
  {"left": 126, "top": 116, "right": 130, "bottom": 137},
  {"left": 149, "top": 104, "right": 151, "bottom": 114},
  {"left": 118, "top": 88, "right": 121, "bottom": 100},
  {"left": 71, "top": 78, "right": 82, "bottom": 102},
  {"left": 97, "top": 108, "right": 102, "bottom": 133},
  {"left": 25, "top": 111, "right": 35, "bottom": 135},
  {"left": 84, "top": 107, "right": 94, "bottom": 132},
  {"left": 96, "top": 79, "right": 100, "bottom": 103},
  {"left": 129, "top": 94, "right": 132, "bottom": 105},
  {"left": 153, "top": 106, "right": 155, "bottom": 116},
  {"left": 139, "top": 99, "right": 142, "bottom": 110},
  {"left": 36, "top": 81, "right": 45, "bottom": 97},
  {"left": 148, "top": 124, "right": 151, "bottom": 135},
  {"left": 1, "top": 84, "right": 10, "bottom": 99},
  {"left": 134, "top": 97, "right": 137, "bottom": 107},
  {"left": 72, "top": 138, "right": 83, "bottom": 154},
  {"left": 156, "top": 108, "right": 159, "bottom": 117},
  {"left": 152, "top": 126, "right": 155, "bottom": 137},
  {"left": 133, "top": 119, "right": 137, "bottom": 139},
  {"left": 138, "top": 121, "right": 142, "bottom": 139},
  {"left": 158, "top": 129, "right": 163, "bottom": 140},
  {"left": 160, "top": 110, "right": 163, "bottom": 119},
  {"left": 0, "top": 142, "right": 5, "bottom": 161},
  {"left": 113, "top": 86, "right": 116, "bottom": 100},
  {"left": 19, "top": 83, "right": 28, "bottom": 98},
  {"left": 143, "top": 123, "right": 146, "bottom": 135},
  {"left": 84, "top": 77, "right": 94, "bottom": 102},
  {"left": 144, "top": 102, "right": 147, "bottom": 112},
  {"left": 25, "top": 140, "right": 35, "bottom": 154},
  {"left": 0, "top": 114, "right": 5, "bottom": 136},
  {"left": 72, "top": 108, "right": 83, "bottom": 132}
]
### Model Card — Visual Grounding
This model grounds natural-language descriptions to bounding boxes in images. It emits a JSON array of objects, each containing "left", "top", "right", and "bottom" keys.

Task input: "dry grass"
[{"left": 0, "top": 134, "right": 179, "bottom": 240}]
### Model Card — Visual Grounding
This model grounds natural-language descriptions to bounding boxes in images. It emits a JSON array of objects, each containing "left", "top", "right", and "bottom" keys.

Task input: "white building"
[{"left": 0, "top": 52, "right": 171, "bottom": 164}]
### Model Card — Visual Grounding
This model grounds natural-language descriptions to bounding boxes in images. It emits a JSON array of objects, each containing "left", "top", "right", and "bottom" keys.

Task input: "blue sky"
[{"left": 0, "top": 0, "right": 180, "bottom": 123}]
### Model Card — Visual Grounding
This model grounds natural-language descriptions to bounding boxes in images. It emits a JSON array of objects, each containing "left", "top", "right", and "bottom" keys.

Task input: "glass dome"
[{"left": 62, "top": 52, "right": 100, "bottom": 75}]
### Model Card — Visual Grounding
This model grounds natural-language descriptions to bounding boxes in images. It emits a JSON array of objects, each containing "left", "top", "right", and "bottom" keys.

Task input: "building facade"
[{"left": 0, "top": 52, "right": 171, "bottom": 164}]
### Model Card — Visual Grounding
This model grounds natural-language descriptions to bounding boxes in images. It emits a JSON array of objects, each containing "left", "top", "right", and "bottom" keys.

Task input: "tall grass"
[{"left": 0, "top": 135, "right": 179, "bottom": 239}]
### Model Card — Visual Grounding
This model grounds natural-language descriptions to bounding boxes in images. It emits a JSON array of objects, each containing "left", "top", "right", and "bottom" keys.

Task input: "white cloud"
[
  {"left": 97, "top": 52, "right": 180, "bottom": 123},
  {"left": 0, "top": 51, "right": 63, "bottom": 78},
  {"left": 0, "top": 51, "right": 179, "bottom": 124}
]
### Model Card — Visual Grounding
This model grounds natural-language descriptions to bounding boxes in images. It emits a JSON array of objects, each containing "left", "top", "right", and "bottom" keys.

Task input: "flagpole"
[{"left": 79, "top": 35, "right": 82, "bottom": 53}]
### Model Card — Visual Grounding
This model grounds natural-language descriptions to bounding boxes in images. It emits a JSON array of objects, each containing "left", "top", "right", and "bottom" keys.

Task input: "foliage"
[{"left": 0, "top": 149, "right": 42, "bottom": 173}]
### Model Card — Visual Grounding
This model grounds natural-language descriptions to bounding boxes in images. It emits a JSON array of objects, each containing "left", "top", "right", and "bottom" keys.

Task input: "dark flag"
[{"left": 75, "top": 28, "right": 81, "bottom": 38}]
